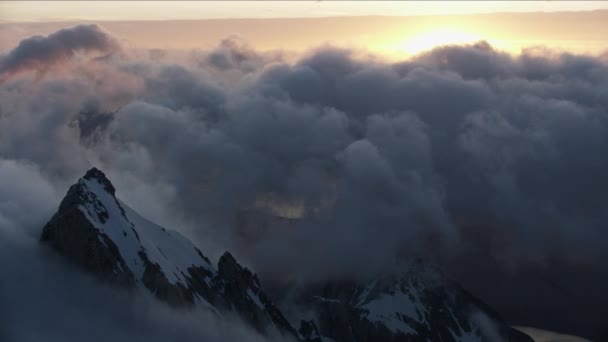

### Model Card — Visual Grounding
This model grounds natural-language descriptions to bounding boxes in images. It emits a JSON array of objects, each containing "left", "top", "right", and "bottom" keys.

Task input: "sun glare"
[{"left": 401, "top": 29, "right": 483, "bottom": 55}]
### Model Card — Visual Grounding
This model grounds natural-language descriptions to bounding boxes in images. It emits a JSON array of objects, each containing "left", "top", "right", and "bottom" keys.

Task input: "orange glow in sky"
[
  {"left": 399, "top": 29, "right": 482, "bottom": 54},
  {"left": 1, "top": 2, "right": 607, "bottom": 58}
]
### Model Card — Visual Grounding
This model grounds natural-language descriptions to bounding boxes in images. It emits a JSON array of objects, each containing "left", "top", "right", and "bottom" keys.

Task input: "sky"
[
  {"left": 0, "top": 2, "right": 607, "bottom": 341},
  {"left": 1, "top": 2, "right": 608, "bottom": 58},
  {"left": 2, "top": 1, "right": 608, "bottom": 22}
]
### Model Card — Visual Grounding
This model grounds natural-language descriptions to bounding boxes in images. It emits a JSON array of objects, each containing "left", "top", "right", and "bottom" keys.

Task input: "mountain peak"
[
  {"left": 218, "top": 251, "right": 239, "bottom": 273},
  {"left": 82, "top": 167, "right": 115, "bottom": 195},
  {"left": 41, "top": 169, "right": 298, "bottom": 338}
]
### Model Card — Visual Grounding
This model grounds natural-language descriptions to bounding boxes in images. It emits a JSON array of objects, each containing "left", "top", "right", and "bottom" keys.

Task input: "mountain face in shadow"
[{"left": 41, "top": 167, "right": 533, "bottom": 342}]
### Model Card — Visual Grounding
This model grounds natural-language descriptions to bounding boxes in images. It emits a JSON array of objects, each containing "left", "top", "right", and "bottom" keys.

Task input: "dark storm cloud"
[
  {"left": 2, "top": 27, "right": 608, "bottom": 275},
  {"left": 2, "top": 25, "right": 608, "bottom": 339},
  {"left": 0, "top": 24, "right": 120, "bottom": 79}
]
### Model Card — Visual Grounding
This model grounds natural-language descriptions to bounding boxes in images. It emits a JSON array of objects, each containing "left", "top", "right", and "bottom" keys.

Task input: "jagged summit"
[
  {"left": 218, "top": 251, "right": 254, "bottom": 279},
  {"left": 82, "top": 167, "right": 115, "bottom": 195}
]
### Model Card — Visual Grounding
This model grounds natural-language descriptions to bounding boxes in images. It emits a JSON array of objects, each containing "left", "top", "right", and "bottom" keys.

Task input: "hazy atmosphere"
[{"left": 1, "top": 2, "right": 607, "bottom": 342}]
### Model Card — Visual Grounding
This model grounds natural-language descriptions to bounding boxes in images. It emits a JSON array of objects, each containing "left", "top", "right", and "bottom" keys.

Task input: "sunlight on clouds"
[
  {"left": 369, "top": 25, "right": 517, "bottom": 60},
  {"left": 400, "top": 29, "right": 483, "bottom": 55}
]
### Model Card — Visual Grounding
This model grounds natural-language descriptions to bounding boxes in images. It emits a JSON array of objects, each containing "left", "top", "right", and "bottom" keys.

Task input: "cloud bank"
[
  {"left": 1, "top": 25, "right": 607, "bottom": 340},
  {"left": 0, "top": 24, "right": 120, "bottom": 80}
]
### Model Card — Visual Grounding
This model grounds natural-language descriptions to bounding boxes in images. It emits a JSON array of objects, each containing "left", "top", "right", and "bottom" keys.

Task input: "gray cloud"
[
  {"left": 1, "top": 25, "right": 608, "bottom": 339},
  {"left": 0, "top": 24, "right": 120, "bottom": 79},
  {"left": 205, "top": 36, "right": 282, "bottom": 73}
]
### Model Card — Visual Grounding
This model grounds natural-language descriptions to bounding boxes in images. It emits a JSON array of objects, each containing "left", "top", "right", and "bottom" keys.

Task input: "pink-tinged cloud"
[{"left": 0, "top": 24, "right": 120, "bottom": 79}]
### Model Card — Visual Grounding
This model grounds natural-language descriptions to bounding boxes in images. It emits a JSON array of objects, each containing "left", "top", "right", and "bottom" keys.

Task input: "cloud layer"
[{"left": 1, "top": 25, "right": 607, "bottom": 339}]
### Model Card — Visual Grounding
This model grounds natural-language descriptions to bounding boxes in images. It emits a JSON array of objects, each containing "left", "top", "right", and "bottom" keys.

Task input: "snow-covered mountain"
[
  {"left": 295, "top": 264, "right": 534, "bottom": 342},
  {"left": 41, "top": 168, "right": 298, "bottom": 338},
  {"left": 41, "top": 168, "right": 532, "bottom": 342}
]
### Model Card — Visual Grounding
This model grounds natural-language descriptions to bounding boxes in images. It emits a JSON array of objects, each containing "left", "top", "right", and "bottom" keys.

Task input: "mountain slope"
[
  {"left": 41, "top": 168, "right": 298, "bottom": 338},
  {"left": 40, "top": 168, "right": 532, "bottom": 342}
]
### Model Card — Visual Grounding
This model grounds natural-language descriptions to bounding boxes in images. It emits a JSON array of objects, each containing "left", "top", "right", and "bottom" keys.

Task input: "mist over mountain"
[
  {"left": 0, "top": 24, "right": 607, "bottom": 340},
  {"left": 31, "top": 166, "right": 532, "bottom": 341}
]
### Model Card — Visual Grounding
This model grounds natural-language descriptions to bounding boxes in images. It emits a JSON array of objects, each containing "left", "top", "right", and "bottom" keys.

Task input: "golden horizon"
[{"left": 1, "top": 5, "right": 608, "bottom": 59}]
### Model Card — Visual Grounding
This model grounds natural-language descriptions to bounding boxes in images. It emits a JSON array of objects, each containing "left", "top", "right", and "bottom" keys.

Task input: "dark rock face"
[
  {"left": 216, "top": 252, "right": 299, "bottom": 337},
  {"left": 138, "top": 250, "right": 197, "bottom": 308},
  {"left": 41, "top": 169, "right": 135, "bottom": 287}
]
